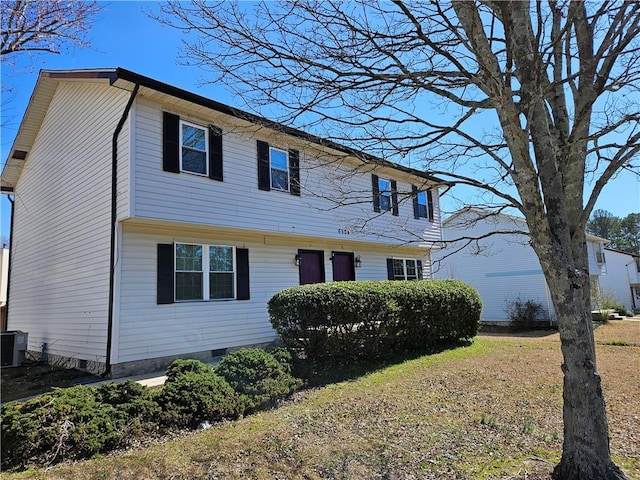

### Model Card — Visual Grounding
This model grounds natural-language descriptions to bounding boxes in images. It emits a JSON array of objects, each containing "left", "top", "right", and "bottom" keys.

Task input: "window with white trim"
[
  {"left": 180, "top": 120, "right": 208, "bottom": 175},
  {"left": 270, "top": 147, "right": 289, "bottom": 191},
  {"left": 392, "top": 258, "right": 421, "bottom": 280},
  {"left": 378, "top": 178, "right": 392, "bottom": 211},
  {"left": 175, "top": 243, "right": 235, "bottom": 301},
  {"left": 416, "top": 191, "right": 428, "bottom": 218}
]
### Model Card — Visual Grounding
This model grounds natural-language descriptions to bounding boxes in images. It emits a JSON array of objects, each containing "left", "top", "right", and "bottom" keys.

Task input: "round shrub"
[
  {"left": 157, "top": 360, "right": 241, "bottom": 429},
  {"left": 215, "top": 348, "right": 303, "bottom": 413}
]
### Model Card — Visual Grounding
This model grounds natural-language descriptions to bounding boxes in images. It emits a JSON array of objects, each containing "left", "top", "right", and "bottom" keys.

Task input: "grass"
[{"left": 2, "top": 320, "right": 639, "bottom": 479}]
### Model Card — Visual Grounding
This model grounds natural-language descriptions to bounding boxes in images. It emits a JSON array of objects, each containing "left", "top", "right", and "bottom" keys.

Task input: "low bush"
[
  {"left": 215, "top": 348, "right": 303, "bottom": 413},
  {"left": 164, "top": 358, "right": 215, "bottom": 380},
  {"left": 156, "top": 360, "right": 241, "bottom": 428},
  {"left": 268, "top": 280, "right": 481, "bottom": 365},
  {"left": 1, "top": 381, "right": 157, "bottom": 471},
  {"left": 505, "top": 297, "right": 545, "bottom": 330},
  {"left": 600, "top": 300, "right": 632, "bottom": 318}
]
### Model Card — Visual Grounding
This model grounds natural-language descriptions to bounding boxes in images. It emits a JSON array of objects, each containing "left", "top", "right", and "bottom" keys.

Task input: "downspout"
[
  {"left": 4, "top": 195, "right": 15, "bottom": 331},
  {"left": 104, "top": 82, "right": 140, "bottom": 377}
]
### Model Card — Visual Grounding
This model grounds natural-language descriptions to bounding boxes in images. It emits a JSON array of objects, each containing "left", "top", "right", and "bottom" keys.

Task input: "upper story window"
[
  {"left": 372, "top": 174, "right": 398, "bottom": 216},
  {"left": 163, "top": 112, "right": 223, "bottom": 181},
  {"left": 412, "top": 186, "right": 435, "bottom": 222},
  {"left": 388, "top": 258, "right": 423, "bottom": 280},
  {"left": 180, "top": 121, "right": 208, "bottom": 175},
  {"left": 257, "top": 140, "right": 300, "bottom": 196},
  {"left": 378, "top": 178, "right": 392, "bottom": 212},
  {"left": 270, "top": 147, "right": 289, "bottom": 191},
  {"left": 416, "top": 191, "right": 427, "bottom": 218},
  {"left": 175, "top": 243, "right": 235, "bottom": 301},
  {"left": 595, "top": 243, "right": 606, "bottom": 264}
]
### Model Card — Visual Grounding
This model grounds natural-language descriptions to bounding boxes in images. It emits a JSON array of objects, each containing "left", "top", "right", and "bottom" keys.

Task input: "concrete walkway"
[
  {"left": 94, "top": 370, "right": 168, "bottom": 389},
  {"left": 7, "top": 368, "right": 169, "bottom": 405}
]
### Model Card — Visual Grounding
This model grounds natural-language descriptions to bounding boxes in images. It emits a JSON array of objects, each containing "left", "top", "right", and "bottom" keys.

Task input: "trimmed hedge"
[{"left": 268, "top": 280, "right": 481, "bottom": 364}]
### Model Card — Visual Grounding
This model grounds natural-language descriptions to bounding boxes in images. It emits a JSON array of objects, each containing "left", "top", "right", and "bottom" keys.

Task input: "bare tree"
[
  {"left": 1, "top": 0, "right": 100, "bottom": 61},
  {"left": 158, "top": 1, "right": 639, "bottom": 478}
]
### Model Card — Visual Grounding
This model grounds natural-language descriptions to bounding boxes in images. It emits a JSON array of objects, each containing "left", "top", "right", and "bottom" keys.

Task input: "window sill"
[{"left": 174, "top": 298, "right": 237, "bottom": 303}]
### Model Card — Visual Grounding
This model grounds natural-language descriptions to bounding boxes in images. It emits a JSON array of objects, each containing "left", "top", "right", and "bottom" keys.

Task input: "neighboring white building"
[
  {"left": 599, "top": 248, "right": 640, "bottom": 313},
  {"left": 0, "top": 68, "right": 444, "bottom": 376},
  {"left": 433, "top": 208, "right": 623, "bottom": 325}
]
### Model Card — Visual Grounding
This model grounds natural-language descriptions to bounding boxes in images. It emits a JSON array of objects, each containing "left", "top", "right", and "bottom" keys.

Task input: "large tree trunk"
[{"left": 537, "top": 244, "right": 628, "bottom": 480}]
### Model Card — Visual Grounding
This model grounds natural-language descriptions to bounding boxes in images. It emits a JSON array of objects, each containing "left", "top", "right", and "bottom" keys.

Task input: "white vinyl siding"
[
  {"left": 433, "top": 212, "right": 554, "bottom": 324},
  {"left": 115, "top": 222, "right": 428, "bottom": 365},
  {"left": 132, "top": 99, "right": 441, "bottom": 246},
  {"left": 7, "top": 82, "right": 130, "bottom": 362}
]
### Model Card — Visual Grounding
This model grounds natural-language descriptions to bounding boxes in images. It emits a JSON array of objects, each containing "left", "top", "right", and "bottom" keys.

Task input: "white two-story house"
[
  {"left": 433, "top": 208, "right": 629, "bottom": 324},
  {"left": 0, "top": 68, "right": 445, "bottom": 376}
]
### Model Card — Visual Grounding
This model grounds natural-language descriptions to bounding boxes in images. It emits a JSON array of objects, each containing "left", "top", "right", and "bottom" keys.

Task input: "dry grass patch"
[{"left": 3, "top": 322, "right": 638, "bottom": 480}]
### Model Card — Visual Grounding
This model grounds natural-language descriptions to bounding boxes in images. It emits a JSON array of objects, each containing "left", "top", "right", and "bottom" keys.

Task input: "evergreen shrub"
[
  {"left": 215, "top": 348, "right": 302, "bottom": 413},
  {"left": 156, "top": 360, "right": 241, "bottom": 428},
  {"left": 268, "top": 280, "right": 481, "bottom": 364},
  {"left": 1, "top": 380, "right": 157, "bottom": 470}
]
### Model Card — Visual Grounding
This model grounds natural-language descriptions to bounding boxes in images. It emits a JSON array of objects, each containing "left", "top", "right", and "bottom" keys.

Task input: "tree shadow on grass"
[
  {"left": 294, "top": 339, "right": 473, "bottom": 388},
  {"left": 479, "top": 324, "right": 559, "bottom": 339}
]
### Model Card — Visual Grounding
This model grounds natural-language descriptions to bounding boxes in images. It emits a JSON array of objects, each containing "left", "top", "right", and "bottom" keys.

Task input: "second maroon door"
[{"left": 332, "top": 252, "right": 355, "bottom": 281}]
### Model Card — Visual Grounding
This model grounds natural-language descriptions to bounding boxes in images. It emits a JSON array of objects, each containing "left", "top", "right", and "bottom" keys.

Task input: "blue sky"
[{"left": 1, "top": 1, "right": 638, "bottom": 242}]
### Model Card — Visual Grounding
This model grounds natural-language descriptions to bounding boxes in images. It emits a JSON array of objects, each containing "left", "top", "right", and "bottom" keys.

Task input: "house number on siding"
[{"left": 338, "top": 228, "right": 351, "bottom": 235}]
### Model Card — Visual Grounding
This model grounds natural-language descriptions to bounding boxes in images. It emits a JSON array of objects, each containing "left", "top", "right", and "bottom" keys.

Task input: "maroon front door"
[
  {"left": 298, "top": 250, "right": 325, "bottom": 285},
  {"left": 332, "top": 252, "right": 355, "bottom": 281}
]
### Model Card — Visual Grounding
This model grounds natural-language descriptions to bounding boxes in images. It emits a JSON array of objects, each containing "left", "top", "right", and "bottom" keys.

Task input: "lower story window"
[
  {"left": 391, "top": 258, "right": 422, "bottom": 280},
  {"left": 175, "top": 243, "right": 235, "bottom": 301},
  {"left": 209, "top": 246, "right": 234, "bottom": 299}
]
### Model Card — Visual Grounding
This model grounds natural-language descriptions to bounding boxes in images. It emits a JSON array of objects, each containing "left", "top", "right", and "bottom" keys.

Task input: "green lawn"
[{"left": 4, "top": 321, "right": 639, "bottom": 480}]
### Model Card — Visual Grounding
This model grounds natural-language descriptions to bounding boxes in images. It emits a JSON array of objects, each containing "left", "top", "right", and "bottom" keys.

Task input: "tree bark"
[{"left": 535, "top": 236, "right": 628, "bottom": 480}]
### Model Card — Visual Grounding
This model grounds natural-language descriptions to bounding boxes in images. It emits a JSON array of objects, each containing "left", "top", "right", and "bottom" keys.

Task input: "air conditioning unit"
[{"left": 1, "top": 331, "right": 28, "bottom": 367}]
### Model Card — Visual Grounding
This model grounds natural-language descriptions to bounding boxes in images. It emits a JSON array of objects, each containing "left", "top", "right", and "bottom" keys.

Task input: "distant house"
[
  {"left": 0, "top": 68, "right": 444, "bottom": 376},
  {"left": 599, "top": 248, "right": 640, "bottom": 313},
  {"left": 433, "top": 208, "right": 631, "bottom": 325}
]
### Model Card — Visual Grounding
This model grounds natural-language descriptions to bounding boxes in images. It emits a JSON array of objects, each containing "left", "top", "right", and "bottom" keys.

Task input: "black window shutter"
[
  {"left": 372, "top": 174, "right": 380, "bottom": 212},
  {"left": 289, "top": 149, "right": 300, "bottom": 196},
  {"left": 257, "top": 140, "right": 271, "bottom": 191},
  {"left": 412, "top": 185, "right": 419, "bottom": 219},
  {"left": 157, "top": 244, "right": 174, "bottom": 304},
  {"left": 162, "top": 112, "right": 180, "bottom": 173},
  {"left": 427, "top": 190, "right": 434, "bottom": 222},
  {"left": 208, "top": 125, "right": 223, "bottom": 181},
  {"left": 236, "top": 248, "right": 250, "bottom": 300},
  {"left": 417, "top": 260, "right": 424, "bottom": 279},
  {"left": 386, "top": 258, "right": 395, "bottom": 280},
  {"left": 391, "top": 180, "right": 399, "bottom": 216}
]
